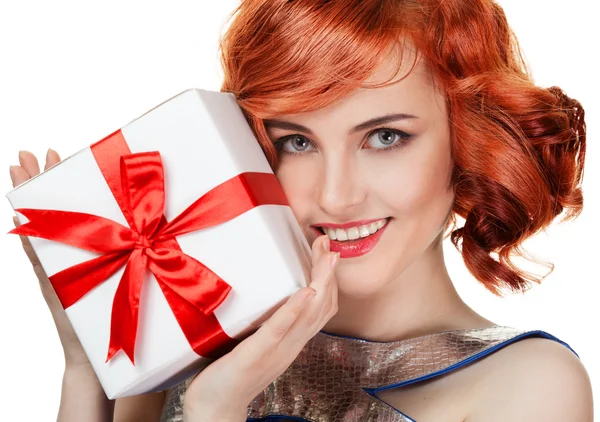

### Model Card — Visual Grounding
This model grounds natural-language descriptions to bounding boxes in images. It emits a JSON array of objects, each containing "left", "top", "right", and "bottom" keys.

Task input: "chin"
[{"left": 334, "top": 266, "right": 390, "bottom": 299}]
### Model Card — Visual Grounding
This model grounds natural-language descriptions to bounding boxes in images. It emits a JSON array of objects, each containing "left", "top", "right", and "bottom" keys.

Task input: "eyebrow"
[{"left": 263, "top": 113, "right": 418, "bottom": 135}]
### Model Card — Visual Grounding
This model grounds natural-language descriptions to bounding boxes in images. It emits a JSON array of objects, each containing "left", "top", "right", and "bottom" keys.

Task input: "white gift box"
[{"left": 6, "top": 89, "right": 311, "bottom": 399}]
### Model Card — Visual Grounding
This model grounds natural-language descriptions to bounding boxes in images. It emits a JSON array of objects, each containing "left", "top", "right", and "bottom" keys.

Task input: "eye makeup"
[{"left": 271, "top": 126, "right": 415, "bottom": 156}]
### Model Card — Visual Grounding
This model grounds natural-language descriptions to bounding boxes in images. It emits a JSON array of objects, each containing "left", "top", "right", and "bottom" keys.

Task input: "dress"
[{"left": 160, "top": 325, "right": 576, "bottom": 422}]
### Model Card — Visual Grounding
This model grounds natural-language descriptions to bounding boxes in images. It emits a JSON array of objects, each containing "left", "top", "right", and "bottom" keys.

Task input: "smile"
[
  {"left": 318, "top": 218, "right": 387, "bottom": 241},
  {"left": 313, "top": 218, "right": 390, "bottom": 258}
]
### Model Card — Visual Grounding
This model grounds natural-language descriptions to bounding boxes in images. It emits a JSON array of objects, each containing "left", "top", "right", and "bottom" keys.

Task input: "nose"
[{"left": 316, "top": 153, "right": 366, "bottom": 217}]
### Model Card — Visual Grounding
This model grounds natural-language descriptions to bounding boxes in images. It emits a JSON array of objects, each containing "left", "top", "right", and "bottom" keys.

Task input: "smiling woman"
[
  {"left": 262, "top": 50, "right": 458, "bottom": 294},
  {"left": 161, "top": 0, "right": 591, "bottom": 420},
  {"left": 267, "top": 109, "right": 422, "bottom": 259},
  {"left": 3, "top": 0, "right": 594, "bottom": 421}
]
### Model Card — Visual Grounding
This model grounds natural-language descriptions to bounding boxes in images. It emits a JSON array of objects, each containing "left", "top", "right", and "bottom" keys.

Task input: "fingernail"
[
  {"left": 18, "top": 150, "right": 26, "bottom": 162},
  {"left": 322, "top": 235, "right": 330, "bottom": 253},
  {"left": 9, "top": 165, "right": 17, "bottom": 184},
  {"left": 46, "top": 148, "right": 53, "bottom": 169},
  {"left": 330, "top": 252, "right": 340, "bottom": 269},
  {"left": 305, "top": 287, "right": 317, "bottom": 300}
]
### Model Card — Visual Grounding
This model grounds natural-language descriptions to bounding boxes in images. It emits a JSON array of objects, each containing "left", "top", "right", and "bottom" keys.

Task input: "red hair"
[{"left": 219, "top": 0, "right": 586, "bottom": 295}]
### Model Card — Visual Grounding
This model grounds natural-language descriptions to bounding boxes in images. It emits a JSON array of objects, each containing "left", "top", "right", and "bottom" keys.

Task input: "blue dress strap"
[{"left": 366, "top": 329, "right": 577, "bottom": 395}]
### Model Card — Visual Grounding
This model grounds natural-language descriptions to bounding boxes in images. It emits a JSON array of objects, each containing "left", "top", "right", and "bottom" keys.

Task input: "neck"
[{"left": 322, "top": 236, "right": 494, "bottom": 342}]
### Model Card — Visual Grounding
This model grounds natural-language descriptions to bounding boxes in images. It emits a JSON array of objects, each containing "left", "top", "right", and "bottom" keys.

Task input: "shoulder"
[{"left": 467, "top": 334, "right": 593, "bottom": 421}]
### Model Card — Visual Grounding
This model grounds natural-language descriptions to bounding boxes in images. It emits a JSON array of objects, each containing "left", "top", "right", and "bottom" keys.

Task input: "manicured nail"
[
  {"left": 9, "top": 165, "right": 17, "bottom": 185},
  {"left": 322, "top": 235, "right": 330, "bottom": 253},
  {"left": 45, "top": 149, "right": 53, "bottom": 169},
  {"left": 330, "top": 252, "right": 340, "bottom": 269},
  {"left": 305, "top": 287, "right": 317, "bottom": 300}
]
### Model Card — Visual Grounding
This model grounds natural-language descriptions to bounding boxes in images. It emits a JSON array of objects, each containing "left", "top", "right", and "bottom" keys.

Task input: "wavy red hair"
[{"left": 218, "top": 0, "right": 586, "bottom": 295}]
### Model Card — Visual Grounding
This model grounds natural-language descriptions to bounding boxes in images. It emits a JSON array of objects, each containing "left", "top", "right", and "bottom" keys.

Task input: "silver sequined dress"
[{"left": 160, "top": 325, "right": 576, "bottom": 422}]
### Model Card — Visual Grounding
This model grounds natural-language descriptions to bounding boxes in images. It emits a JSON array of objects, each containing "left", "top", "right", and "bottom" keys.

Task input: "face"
[{"left": 265, "top": 48, "right": 455, "bottom": 298}]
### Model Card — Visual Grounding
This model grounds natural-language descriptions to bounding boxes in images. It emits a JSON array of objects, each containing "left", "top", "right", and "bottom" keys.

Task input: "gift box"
[{"left": 6, "top": 89, "right": 311, "bottom": 399}]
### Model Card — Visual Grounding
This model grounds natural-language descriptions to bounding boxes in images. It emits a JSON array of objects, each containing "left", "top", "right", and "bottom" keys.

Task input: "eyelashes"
[
  {"left": 272, "top": 127, "right": 414, "bottom": 156},
  {"left": 365, "top": 128, "right": 413, "bottom": 152}
]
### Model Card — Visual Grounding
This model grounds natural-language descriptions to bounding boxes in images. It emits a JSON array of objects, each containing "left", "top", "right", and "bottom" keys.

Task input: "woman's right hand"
[
  {"left": 183, "top": 234, "right": 340, "bottom": 422},
  {"left": 10, "top": 150, "right": 340, "bottom": 422},
  {"left": 10, "top": 149, "right": 91, "bottom": 368}
]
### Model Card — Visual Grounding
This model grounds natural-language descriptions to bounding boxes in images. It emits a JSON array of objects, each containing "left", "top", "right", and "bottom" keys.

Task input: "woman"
[{"left": 9, "top": 0, "right": 593, "bottom": 420}]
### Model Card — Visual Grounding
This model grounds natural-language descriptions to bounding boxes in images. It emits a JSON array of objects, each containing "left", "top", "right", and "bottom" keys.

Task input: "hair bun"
[
  {"left": 449, "top": 82, "right": 586, "bottom": 295},
  {"left": 530, "top": 86, "right": 586, "bottom": 221}
]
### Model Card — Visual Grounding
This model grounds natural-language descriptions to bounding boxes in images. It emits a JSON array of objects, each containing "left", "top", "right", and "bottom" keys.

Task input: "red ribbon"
[{"left": 11, "top": 130, "right": 289, "bottom": 364}]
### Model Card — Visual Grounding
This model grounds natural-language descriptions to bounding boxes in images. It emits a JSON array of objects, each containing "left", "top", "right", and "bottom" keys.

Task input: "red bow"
[{"left": 11, "top": 130, "right": 288, "bottom": 364}]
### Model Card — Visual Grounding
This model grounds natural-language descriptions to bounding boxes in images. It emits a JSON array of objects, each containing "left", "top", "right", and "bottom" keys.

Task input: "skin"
[
  {"left": 268, "top": 47, "right": 490, "bottom": 342},
  {"left": 9, "top": 47, "right": 593, "bottom": 421},
  {"left": 11, "top": 150, "right": 339, "bottom": 422}
]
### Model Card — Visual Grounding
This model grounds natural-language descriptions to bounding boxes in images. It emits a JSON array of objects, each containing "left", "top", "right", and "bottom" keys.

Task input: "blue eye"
[
  {"left": 274, "top": 135, "right": 316, "bottom": 154},
  {"left": 366, "top": 128, "right": 411, "bottom": 150},
  {"left": 273, "top": 128, "right": 412, "bottom": 155}
]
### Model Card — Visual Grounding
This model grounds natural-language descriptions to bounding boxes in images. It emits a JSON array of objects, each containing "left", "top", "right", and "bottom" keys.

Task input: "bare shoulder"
[
  {"left": 114, "top": 391, "right": 166, "bottom": 422},
  {"left": 466, "top": 336, "right": 593, "bottom": 422}
]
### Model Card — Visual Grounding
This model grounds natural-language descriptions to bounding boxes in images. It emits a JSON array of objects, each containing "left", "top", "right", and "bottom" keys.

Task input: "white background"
[{"left": 0, "top": 0, "right": 598, "bottom": 419}]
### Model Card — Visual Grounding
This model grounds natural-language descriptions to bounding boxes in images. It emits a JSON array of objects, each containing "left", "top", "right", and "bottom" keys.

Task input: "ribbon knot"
[
  {"left": 134, "top": 234, "right": 153, "bottom": 250},
  {"left": 10, "top": 130, "right": 289, "bottom": 365}
]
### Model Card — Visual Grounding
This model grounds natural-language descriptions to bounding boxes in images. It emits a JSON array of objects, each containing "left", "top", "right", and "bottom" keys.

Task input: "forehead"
[
  {"left": 274, "top": 45, "right": 442, "bottom": 125},
  {"left": 356, "top": 46, "right": 438, "bottom": 108},
  {"left": 365, "top": 43, "right": 431, "bottom": 86}
]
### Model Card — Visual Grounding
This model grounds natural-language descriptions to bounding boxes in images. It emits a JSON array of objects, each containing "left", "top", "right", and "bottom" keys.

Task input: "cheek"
[
  {"left": 275, "top": 158, "right": 317, "bottom": 229},
  {"left": 374, "top": 136, "right": 453, "bottom": 220}
]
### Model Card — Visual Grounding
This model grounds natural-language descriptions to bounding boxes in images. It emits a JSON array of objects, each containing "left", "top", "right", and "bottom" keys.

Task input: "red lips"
[
  {"left": 312, "top": 218, "right": 389, "bottom": 259},
  {"left": 313, "top": 218, "right": 384, "bottom": 230}
]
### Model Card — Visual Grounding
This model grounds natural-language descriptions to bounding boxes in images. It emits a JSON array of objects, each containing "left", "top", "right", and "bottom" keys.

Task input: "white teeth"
[
  {"left": 326, "top": 227, "right": 337, "bottom": 240},
  {"left": 335, "top": 228, "right": 348, "bottom": 241},
  {"left": 359, "top": 226, "right": 370, "bottom": 238},
  {"left": 347, "top": 227, "right": 360, "bottom": 240},
  {"left": 321, "top": 218, "right": 388, "bottom": 243}
]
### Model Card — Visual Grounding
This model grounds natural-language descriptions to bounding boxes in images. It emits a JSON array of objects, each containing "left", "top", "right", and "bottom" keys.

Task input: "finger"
[
  {"left": 283, "top": 243, "right": 333, "bottom": 334},
  {"left": 32, "top": 263, "right": 51, "bottom": 289},
  {"left": 319, "top": 267, "right": 339, "bottom": 328},
  {"left": 222, "top": 286, "right": 316, "bottom": 381},
  {"left": 330, "top": 271, "right": 339, "bottom": 317},
  {"left": 311, "top": 235, "right": 329, "bottom": 274},
  {"left": 300, "top": 235, "right": 331, "bottom": 321},
  {"left": 45, "top": 148, "right": 61, "bottom": 170},
  {"left": 13, "top": 216, "right": 51, "bottom": 287},
  {"left": 18, "top": 150, "right": 41, "bottom": 178},
  {"left": 9, "top": 165, "right": 31, "bottom": 188},
  {"left": 308, "top": 259, "right": 338, "bottom": 328},
  {"left": 218, "top": 237, "right": 331, "bottom": 368},
  {"left": 293, "top": 251, "right": 338, "bottom": 331},
  {"left": 13, "top": 219, "right": 42, "bottom": 266},
  {"left": 299, "top": 281, "right": 337, "bottom": 343},
  {"left": 20, "top": 236, "right": 41, "bottom": 266},
  {"left": 267, "top": 250, "right": 337, "bottom": 360},
  {"left": 246, "top": 286, "right": 317, "bottom": 350},
  {"left": 18, "top": 233, "right": 43, "bottom": 267}
]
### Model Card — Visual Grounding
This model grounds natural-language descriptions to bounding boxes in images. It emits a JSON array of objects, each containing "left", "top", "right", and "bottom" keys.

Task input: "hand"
[
  {"left": 10, "top": 150, "right": 91, "bottom": 368},
  {"left": 183, "top": 234, "right": 339, "bottom": 422}
]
